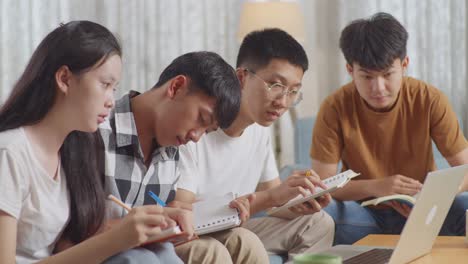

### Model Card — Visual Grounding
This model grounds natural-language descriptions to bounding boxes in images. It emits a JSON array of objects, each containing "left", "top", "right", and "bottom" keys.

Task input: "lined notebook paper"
[
  {"left": 194, "top": 192, "right": 241, "bottom": 235},
  {"left": 267, "top": 169, "right": 360, "bottom": 216}
]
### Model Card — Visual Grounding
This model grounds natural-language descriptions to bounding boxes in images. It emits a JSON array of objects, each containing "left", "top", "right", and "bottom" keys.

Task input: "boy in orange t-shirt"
[{"left": 311, "top": 12, "right": 468, "bottom": 245}]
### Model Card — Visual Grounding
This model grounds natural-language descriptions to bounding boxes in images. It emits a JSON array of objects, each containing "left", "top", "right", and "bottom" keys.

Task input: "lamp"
[{"left": 237, "top": 1, "right": 306, "bottom": 43}]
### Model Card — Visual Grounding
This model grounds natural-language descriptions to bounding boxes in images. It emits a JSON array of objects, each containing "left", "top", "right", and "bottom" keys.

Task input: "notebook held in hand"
[
  {"left": 194, "top": 192, "right": 241, "bottom": 236},
  {"left": 267, "top": 170, "right": 360, "bottom": 217}
]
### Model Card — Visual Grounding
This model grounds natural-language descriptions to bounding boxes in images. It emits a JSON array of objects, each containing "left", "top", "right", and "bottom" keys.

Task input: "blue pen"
[{"left": 148, "top": 191, "right": 167, "bottom": 207}]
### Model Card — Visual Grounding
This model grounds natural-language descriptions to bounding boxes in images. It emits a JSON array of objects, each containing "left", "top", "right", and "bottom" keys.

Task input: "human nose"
[
  {"left": 188, "top": 128, "right": 204, "bottom": 143},
  {"left": 371, "top": 76, "right": 386, "bottom": 94},
  {"left": 273, "top": 90, "right": 288, "bottom": 108},
  {"left": 105, "top": 93, "right": 115, "bottom": 109}
]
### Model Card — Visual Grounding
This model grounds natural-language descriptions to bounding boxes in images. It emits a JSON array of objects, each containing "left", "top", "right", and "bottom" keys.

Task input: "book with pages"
[
  {"left": 361, "top": 194, "right": 418, "bottom": 207},
  {"left": 193, "top": 192, "right": 241, "bottom": 235},
  {"left": 267, "top": 170, "right": 360, "bottom": 217}
]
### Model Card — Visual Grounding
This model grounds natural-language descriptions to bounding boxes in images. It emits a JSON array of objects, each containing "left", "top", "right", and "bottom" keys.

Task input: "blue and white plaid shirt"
[{"left": 99, "top": 91, "right": 179, "bottom": 218}]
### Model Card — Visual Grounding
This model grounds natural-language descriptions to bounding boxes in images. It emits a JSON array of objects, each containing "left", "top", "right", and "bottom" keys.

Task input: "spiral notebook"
[
  {"left": 267, "top": 169, "right": 360, "bottom": 217},
  {"left": 194, "top": 192, "right": 241, "bottom": 236}
]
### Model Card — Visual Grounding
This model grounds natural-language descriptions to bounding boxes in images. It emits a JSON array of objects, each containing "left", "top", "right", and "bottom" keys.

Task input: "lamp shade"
[{"left": 237, "top": 1, "right": 305, "bottom": 43}]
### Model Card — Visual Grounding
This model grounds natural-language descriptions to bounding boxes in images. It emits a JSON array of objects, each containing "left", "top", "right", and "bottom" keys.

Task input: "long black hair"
[{"left": 0, "top": 21, "right": 122, "bottom": 243}]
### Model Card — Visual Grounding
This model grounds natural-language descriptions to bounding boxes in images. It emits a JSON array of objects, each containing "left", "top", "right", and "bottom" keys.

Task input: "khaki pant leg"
[
  {"left": 210, "top": 227, "right": 269, "bottom": 264},
  {"left": 244, "top": 211, "right": 334, "bottom": 261},
  {"left": 175, "top": 236, "right": 232, "bottom": 264}
]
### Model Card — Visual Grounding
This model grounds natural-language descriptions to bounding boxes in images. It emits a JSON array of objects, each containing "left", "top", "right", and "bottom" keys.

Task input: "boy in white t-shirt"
[{"left": 174, "top": 28, "right": 335, "bottom": 262}]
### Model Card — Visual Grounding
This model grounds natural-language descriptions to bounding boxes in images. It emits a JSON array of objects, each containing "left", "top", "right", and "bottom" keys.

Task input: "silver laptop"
[{"left": 321, "top": 164, "right": 468, "bottom": 264}]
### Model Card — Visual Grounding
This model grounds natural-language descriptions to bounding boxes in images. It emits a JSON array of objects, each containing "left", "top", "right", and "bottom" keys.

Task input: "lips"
[
  {"left": 371, "top": 95, "right": 388, "bottom": 99},
  {"left": 97, "top": 113, "right": 108, "bottom": 124},
  {"left": 176, "top": 136, "right": 187, "bottom": 146},
  {"left": 266, "top": 111, "right": 281, "bottom": 120}
]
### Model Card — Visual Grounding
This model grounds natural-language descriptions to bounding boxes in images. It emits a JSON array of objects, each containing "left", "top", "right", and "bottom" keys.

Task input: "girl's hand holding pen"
[
  {"left": 162, "top": 207, "right": 195, "bottom": 239},
  {"left": 107, "top": 195, "right": 176, "bottom": 248}
]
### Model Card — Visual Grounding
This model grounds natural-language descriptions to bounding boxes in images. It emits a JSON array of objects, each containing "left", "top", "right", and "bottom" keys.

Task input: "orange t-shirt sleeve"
[
  {"left": 310, "top": 98, "right": 343, "bottom": 163},
  {"left": 430, "top": 89, "right": 468, "bottom": 157}
]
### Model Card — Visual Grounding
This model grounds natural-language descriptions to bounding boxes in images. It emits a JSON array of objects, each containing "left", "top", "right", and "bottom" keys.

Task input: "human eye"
[
  {"left": 269, "top": 82, "right": 286, "bottom": 90},
  {"left": 289, "top": 89, "right": 299, "bottom": 96},
  {"left": 198, "top": 113, "right": 204, "bottom": 125},
  {"left": 101, "top": 81, "right": 111, "bottom": 88},
  {"left": 384, "top": 72, "right": 393, "bottom": 78}
]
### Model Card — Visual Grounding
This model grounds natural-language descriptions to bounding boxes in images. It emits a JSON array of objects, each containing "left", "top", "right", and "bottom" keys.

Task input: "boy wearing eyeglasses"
[{"left": 173, "top": 28, "right": 334, "bottom": 262}]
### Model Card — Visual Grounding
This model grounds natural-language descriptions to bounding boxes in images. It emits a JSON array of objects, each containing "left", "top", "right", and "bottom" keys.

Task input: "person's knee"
[
  {"left": 176, "top": 237, "right": 232, "bottom": 264},
  {"left": 224, "top": 227, "right": 263, "bottom": 249},
  {"left": 203, "top": 239, "right": 232, "bottom": 261},
  {"left": 103, "top": 248, "right": 159, "bottom": 264},
  {"left": 145, "top": 242, "right": 182, "bottom": 264},
  {"left": 301, "top": 211, "right": 335, "bottom": 238},
  {"left": 223, "top": 227, "right": 269, "bottom": 264},
  {"left": 321, "top": 211, "right": 336, "bottom": 235}
]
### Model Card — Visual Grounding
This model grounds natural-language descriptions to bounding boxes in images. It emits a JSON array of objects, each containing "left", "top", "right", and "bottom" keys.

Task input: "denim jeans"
[
  {"left": 324, "top": 192, "right": 468, "bottom": 245},
  {"left": 103, "top": 242, "right": 183, "bottom": 264}
]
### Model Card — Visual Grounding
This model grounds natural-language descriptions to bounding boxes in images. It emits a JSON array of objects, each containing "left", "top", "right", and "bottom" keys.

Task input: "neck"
[
  {"left": 223, "top": 102, "right": 254, "bottom": 137},
  {"left": 131, "top": 90, "right": 161, "bottom": 150},
  {"left": 26, "top": 106, "right": 71, "bottom": 155}
]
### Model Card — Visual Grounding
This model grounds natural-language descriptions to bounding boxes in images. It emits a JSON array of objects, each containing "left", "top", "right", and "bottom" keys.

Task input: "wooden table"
[{"left": 354, "top": 235, "right": 468, "bottom": 263}]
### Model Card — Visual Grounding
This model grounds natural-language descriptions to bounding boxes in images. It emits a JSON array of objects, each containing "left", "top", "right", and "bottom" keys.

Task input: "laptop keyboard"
[{"left": 344, "top": 248, "right": 394, "bottom": 264}]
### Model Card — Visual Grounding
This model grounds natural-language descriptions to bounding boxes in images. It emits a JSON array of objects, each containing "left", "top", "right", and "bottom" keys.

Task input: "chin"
[
  {"left": 374, "top": 102, "right": 392, "bottom": 110},
  {"left": 256, "top": 119, "right": 273, "bottom": 127},
  {"left": 85, "top": 126, "right": 98, "bottom": 133}
]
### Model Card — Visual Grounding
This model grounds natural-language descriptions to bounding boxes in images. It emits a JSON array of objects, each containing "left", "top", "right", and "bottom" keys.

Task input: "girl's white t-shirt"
[{"left": 0, "top": 127, "right": 70, "bottom": 264}]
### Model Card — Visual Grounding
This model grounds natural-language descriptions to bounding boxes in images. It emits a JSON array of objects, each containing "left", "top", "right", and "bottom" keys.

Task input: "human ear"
[
  {"left": 55, "top": 65, "right": 72, "bottom": 94},
  {"left": 167, "top": 75, "right": 188, "bottom": 99},
  {"left": 345, "top": 63, "right": 353, "bottom": 76},
  {"left": 236, "top": 68, "right": 248, "bottom": 91},
  {"left": 401, "top": 56, "right": 410, "bottom": 73}
]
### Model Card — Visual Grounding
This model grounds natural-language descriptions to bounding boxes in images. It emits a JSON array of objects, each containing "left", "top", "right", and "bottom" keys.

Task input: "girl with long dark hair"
[{"left": 0, "top": 21, "right": 175, "bottom": 264}]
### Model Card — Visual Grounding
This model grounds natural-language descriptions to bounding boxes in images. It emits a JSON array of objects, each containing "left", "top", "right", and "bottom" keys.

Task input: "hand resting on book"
[
  {"left": 229, "top": 193, "right": 256, "bottom": 223},
  {"left": 372, "top": 174, "right": 423, "bottom": 197},
  {"left": 361, "top": 193, "right": 419, "bottom": 218}
]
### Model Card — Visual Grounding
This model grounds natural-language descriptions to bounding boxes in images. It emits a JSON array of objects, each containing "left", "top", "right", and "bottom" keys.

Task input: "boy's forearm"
[
  {"left": 331, "top": 179, "right": 377, "bottom": 201},
  {"left": 245, "top": 190, "right": 277, "bottom": 215}
]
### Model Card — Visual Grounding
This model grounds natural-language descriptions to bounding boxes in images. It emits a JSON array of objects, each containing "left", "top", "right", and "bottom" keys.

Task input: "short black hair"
[
  {"left": 339, "top": 12, "right": 408, "bottom": 71},
  {"left": 236, "top": 28, "right": 308, "bottom": 72},
  {"left": 154, "top": 51, "right": 240, "bottom": 129}
]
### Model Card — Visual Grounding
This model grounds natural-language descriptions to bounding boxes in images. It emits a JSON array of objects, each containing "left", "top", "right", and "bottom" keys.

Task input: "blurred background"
[{"left": 1, "top": 0, "right": 467, "bottom": 167}]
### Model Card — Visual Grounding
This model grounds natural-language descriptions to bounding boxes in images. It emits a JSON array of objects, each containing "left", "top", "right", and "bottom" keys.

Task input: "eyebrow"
[
  {"left": 358, "top": 69, "right": 372, "bottom": 74},
  {"left": 201, "top": 107, "right": 215, "bottom": 125},
  {"left": 103, "top": 76, "right": 121, "bottom": 86},
  {"left": 358, "top": 67, "right": 394, "bottom": 74}
]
